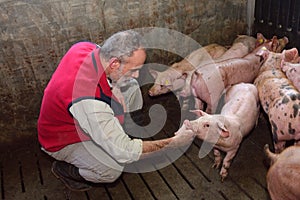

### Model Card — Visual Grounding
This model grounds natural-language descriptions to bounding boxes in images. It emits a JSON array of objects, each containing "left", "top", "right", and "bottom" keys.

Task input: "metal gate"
[{"left": 253, "top": 0, "right": 300, "bottom": 50}]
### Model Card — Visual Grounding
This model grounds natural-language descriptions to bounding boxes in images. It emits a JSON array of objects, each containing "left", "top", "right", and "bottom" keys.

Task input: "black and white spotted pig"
[{"left": 254, "top": 48, "right": 300, "bottom": 153}]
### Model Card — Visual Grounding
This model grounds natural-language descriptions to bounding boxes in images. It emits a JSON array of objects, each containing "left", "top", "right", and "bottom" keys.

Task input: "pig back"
[
  {"left": 215, "top": 35, "right": 256, "bottom": 62},
  {"left": 254, "top": 69, "right": 288, "bottom": 114},
  {"left": 221, "top": 83, "right": 260, "bottom": 136}
]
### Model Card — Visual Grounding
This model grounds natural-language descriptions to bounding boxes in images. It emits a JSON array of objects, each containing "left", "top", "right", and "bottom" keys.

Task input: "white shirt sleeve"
[{"left": 69, "top": 99, "right": 142, "bottom": 164}]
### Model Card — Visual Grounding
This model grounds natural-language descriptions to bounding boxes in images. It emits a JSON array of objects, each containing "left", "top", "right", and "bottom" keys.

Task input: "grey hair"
[{"left": 100, "top": 30, "right": 145, "bottom": 62}]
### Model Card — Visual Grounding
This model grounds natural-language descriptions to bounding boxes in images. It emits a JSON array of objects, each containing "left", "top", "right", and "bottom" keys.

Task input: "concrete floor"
[{"left": 0, "top": 85, "right": 274, "bottom": 200}]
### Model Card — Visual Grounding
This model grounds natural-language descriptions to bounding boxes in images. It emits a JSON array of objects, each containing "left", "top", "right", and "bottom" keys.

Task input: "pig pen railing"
[{"left": 254, "top": 0, "right": 300, "bottom": 50}]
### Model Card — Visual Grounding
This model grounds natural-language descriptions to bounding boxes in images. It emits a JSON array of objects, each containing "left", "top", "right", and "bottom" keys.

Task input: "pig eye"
[{"left": 204, "top": 124, "right": 209, "bottom": 128}]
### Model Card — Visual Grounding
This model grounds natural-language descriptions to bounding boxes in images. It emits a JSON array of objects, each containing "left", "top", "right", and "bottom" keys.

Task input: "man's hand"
[{"left": 169, "top": 124, "right": 195, "bottom": 148}]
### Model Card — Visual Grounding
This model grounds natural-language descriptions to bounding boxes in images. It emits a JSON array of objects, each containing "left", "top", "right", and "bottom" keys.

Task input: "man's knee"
[{"left": 102, "top": 168, "right": 122, "bottom": 183}]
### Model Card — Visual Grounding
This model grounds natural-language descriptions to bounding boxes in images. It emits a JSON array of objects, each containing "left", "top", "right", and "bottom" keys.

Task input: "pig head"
[
  {"left": 264, "top": 144, "right": 300, "bottom": 200},
  {"left": 149, "top": 68, "right": 186, "bottom": 96}
]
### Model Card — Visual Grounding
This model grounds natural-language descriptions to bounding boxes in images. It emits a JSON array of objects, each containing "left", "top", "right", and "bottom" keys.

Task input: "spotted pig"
[{"left": 254, "top": 48, "right": 300, "bottom": 153}]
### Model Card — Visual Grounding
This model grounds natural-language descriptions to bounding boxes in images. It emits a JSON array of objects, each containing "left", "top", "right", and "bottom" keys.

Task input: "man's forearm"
[{"left": 142, "top": 138, "right": 172, "bottom": 153}]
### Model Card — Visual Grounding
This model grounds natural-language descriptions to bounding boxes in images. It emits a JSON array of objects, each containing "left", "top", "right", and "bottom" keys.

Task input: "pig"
[
  {"left": 190, "top": 39, "right": 275, "bottom": 113},
  {"left": 264, "top": 144, "right": 300, "bottom": 200},
  {"left": 148, "top": 43, "right": 227, "bottom": 97},
  {"left": 281, "top": 51, "right": 300, "bottom": 91},
  {"left": 182, "top": 83, "right": 260, "bottom": 181},
  {"left": 148, "top": 34, "right": 265, "bottom": 97},
  {"left": 254, "top": 48, "right": 300, "bottom": 153},
  {"left": 178, "top": 34, "right": 262, "bottom": 98}
]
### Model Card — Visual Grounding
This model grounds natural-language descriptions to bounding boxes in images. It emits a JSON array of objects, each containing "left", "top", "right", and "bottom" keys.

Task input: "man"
[{"left": 37, "top": 30, "right": 194, "bottom": 191}]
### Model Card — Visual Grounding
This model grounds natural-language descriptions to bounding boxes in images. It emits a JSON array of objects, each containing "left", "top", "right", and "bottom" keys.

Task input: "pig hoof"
[
  {"left": 212, "top": 163, "right": 220, "bottom": 169},
  {"left": 221, "top": 175, "right": 227, "bottom": 182},
  {"left": 220, "top": 170, "right": 228, "bottom": 182}
]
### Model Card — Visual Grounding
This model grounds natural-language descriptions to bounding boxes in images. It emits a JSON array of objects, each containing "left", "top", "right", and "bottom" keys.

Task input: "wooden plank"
[
  {"left": 86, "top": 185, "right": 111, "bottom": 200},
  {"left": 140, "top": 171, "right": 177, "bottom": 200},
  {"left": 229, "top": 137, "right": 270, "bottom": 200},
  {"left": 16, "top": 147, "right": 45, "bottom": 200},
  {"left": 122, "top": 172, "right": 154, "bottom": 200},
  {"left": 105, "top": 175, "right": 132, "bottom": 200},
  {"left": 1, "top": 150, "right": 24, "bottom": 200},
  {"left": 185, "top": 142, "right": 253, "bottom": 200},
  {"left": 140, "top": 118, "right": 196, "bottom": 199},
  {"left": 36, "top": 150, "right": 71, "bottom": 199},
  {"left": 158, "top": 163, "right": 194, "bottom": 199}
]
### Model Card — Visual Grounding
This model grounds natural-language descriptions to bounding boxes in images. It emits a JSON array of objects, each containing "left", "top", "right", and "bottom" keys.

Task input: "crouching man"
[{"left": 37, "top": 30, "right": 194, "bottom": 191}]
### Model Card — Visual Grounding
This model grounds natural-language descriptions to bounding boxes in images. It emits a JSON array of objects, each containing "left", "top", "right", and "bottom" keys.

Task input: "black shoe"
[{"left": 51, "top": 161, "right": 92, "bottom": 192}]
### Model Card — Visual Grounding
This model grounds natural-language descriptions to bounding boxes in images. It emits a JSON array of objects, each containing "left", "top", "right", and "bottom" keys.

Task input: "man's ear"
[{"left": 109, "top": 58, "right": 121, "bottom": 70}]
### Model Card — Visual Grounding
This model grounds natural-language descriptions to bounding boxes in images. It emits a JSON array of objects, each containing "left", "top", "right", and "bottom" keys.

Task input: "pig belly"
[{"left": 267, "top": 146, "right": 300, "bottom": 200}]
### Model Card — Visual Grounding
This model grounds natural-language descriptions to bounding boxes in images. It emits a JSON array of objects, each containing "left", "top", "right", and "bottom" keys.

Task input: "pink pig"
[
  {"left": 190, "top": 35, "right": 288, "bottom": 114},
  {"left": 148, "top": 43, "right": 227, "bottom": 96},
  {"left": 254, "top": 48, "right": 300, "bottom": 153},
  {"left": 182, "top": 83, "right": 260, "bottom": 181},
  {"left": 264, "top": 144, "right": 300, "bottom": 200},
  {"left": 148, "top": 34, "right": 265, "bottom": 97}
]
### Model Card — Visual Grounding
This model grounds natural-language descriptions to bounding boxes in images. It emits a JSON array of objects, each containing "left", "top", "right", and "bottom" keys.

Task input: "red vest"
[{"left": 38, "top": 42, "right": 124, "bottom": 152}]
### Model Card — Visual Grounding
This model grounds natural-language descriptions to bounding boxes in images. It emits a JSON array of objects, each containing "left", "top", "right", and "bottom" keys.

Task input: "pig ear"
[
  {"left": 149, "top": 69, "right": 160, "bottom": 79},
  {"left": 256, "top": 33, "right": 266, "bottom": 46},
  {"left": 271, "top": 36, "right": 280, "bottom": 52},
  {"left": 256, "top": 47, "right": 269, "bottom": 60},
  {"left": 279, "top": 37, "right": 289, "bottom": 47},
  {"left": 283, "top": 48, "right": 299, "bottom": 62},
  {"left": 183, "top": 120, "right": 192, "bottom": 129},
  {"left": 189, "top": 110, "right": 208, "bottom": 117},
  {"left": 217, "top": 121, "right": 230, "bottom": 138}
]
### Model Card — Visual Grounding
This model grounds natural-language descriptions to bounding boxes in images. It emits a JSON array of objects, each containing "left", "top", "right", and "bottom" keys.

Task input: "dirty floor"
[{"left": 0, "top": 85, "right": 274, "bottom": 200}]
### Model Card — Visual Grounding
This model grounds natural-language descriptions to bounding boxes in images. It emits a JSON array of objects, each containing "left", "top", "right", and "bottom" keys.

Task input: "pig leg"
[
  {"left": 212, "top": 148, "right": 222, "bottom": 169},
  {"left": 219, "top": 148, "right": 238, "bottom": 182},
  {"left": 194, "top": 97, "right": 204, "bottom": 111}
]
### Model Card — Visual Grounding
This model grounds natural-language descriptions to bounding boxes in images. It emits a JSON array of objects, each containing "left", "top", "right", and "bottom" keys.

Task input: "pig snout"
[{"left": 148, "top": 84, "right": 158, "bottom": 96}]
